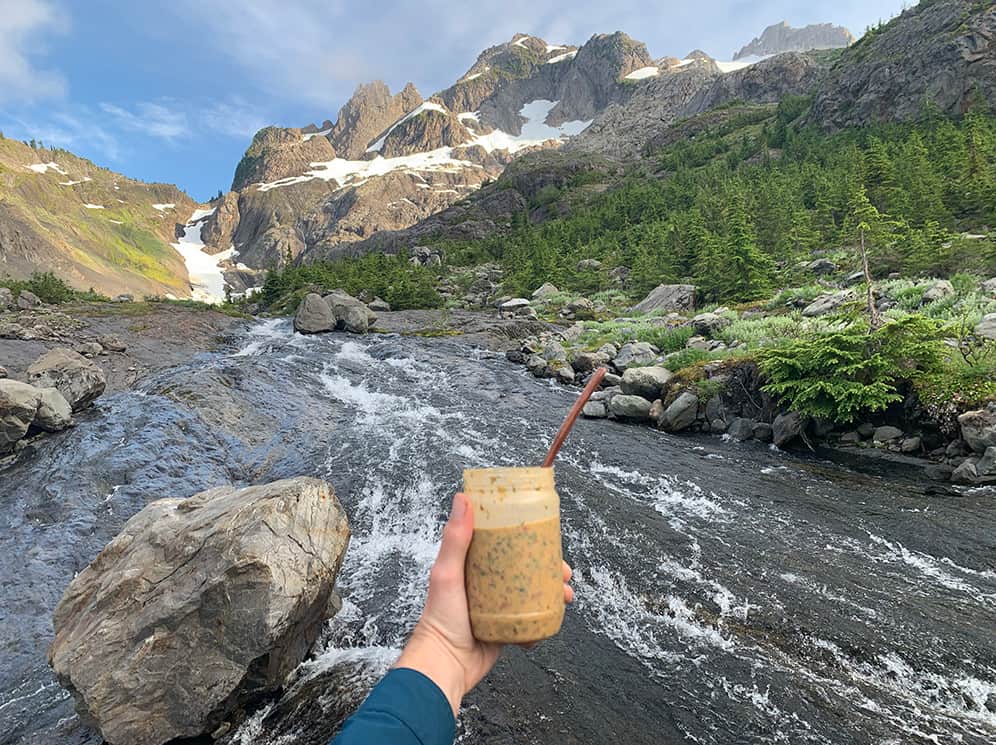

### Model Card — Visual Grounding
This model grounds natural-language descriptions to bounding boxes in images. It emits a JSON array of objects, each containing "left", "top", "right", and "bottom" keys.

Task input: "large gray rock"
[
  {"left": 609, "top": 394, "right": 654, "bottom": 420},
  {"left": 802, "top": 290, "right": 854, "bottom": 317},
  {"left": 620, "top": 366, "right": 673, "bottom": 400},
  {"left": 975, "top": 313, "right": 996, "bottom": 341},
  {"left": 582, "top": 400, "right": 607, "bottom": 418},
  {"left": 958, "top": 404, "right": 996, "bottom": 454},
  {"left": 873, "top": 425, "right": 904, "bottom": 443},
  {"left": 531, "top": 282, "right": 560, "bottom": 301},
  {"left": 26, "top": 348, "right": 106, "bottom": 411},
  {"left": 0, "top": 379, "right": 43, "bottom": 451},
  {"left": 499, "top": 298, "right": 533, "bottom": 318},
  {"left": 922, "top": 279, "right": 954, "bottom": 303},
  {"left": 572, "top": 350, "right": 611, "bottom": 373},
  {"left": 806, "top": 258, "right": 837, "bottom": 275},
  {"left": 325, "top": 290, "right": 377, "bottom": 332},
  {"left": 49, "top": 477, "right": 351, "bottom": 745},
  {"left": 294, "top": 293, "right": 336, "bottom": 334},
  {"left": 658, "top": 391, "right": 699, "bottom": 432},
  {"left": 34, "top": 386, "right": 73, "bottom": 432},
  {"left": 612, "top": 341, "right": 657, "bottom": 372},
  {"left": 630, "top": 284, "right": 696, "bottom": 314},
  {"left": 691, "top": 312, "right": 731, "bottom": 336},
  {"left": 773, "top": 411, "right": 806, "bottom": 448},
  {"left": 982, "top": 277, "right": 996, "bottom": 296},
  {"left": 727, "top": 417, "right": 756, "bottom": 441},
  {"left": 16, "top": 289, "right": 40, "bottom": 309},
  {"left": 975, "top": 446, "right": 996, "bottom": 476},
  {"left": 0, "top": 287, "right": 12, "bottom": 308}
]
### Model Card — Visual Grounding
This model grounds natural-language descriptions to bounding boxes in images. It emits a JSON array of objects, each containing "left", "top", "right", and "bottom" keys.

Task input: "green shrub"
[
  {"left": 758, "top": 315, "right": 943, "bottom": 422},
  {"left": 1, "top": 272, "right": 80, "bottom": 304},
  {"left": 716, "top": 314, "right": 804, "bottom": 347},
  {"left": 637, "top": 325, "right": 694, "bottom": 353}
]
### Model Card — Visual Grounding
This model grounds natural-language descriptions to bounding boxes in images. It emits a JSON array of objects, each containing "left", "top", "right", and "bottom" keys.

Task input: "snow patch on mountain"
[
  {"left": 625, "top": 66, "right": 660, "bottom": 80},
  {"left": 470, "top": 100, "right": 591, "bottom": 153},
  {"left": 27, "top": 162, "right": 68, "bottom": 175},
  {"left": 171, "top": 208, "right": 233, "bottom": 304},
  {"left": 301, "top": 127, "right": 332, "bottom": 142},
  {"left": 152, "top": 203, "right": 175, "bottom": 211},
  {"left": 83, "top": 203, "right": 105, "bottom": 210},
  {"left": 58, "top": 177, "right": 92, "bottom": 186},
  {"left": 715, "top": 56, "right": 768, "bottom": 73},
  {"left": 367, "top": 101, "right": 449, "bottom": 153},
  {"left": 547, "top": 50, "right": 577, "bottom": 64}
]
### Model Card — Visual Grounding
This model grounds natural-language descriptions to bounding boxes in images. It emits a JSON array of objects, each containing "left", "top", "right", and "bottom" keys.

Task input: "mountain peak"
[{"left": 733, "top": 21, "right": 854, "bottom": 60}]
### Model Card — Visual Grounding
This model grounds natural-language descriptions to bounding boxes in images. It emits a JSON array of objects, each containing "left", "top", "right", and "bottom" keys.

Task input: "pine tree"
[{"left": 721, "top": 193, "right": 773, "bottom": 302}]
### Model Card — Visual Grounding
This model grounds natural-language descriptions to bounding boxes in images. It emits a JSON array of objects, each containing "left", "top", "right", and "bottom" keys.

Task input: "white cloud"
[
  {"left": 199, "top": 98, "right": 271, "bottom": 140},
  {"left": 100, "top": 101, "right": 190, "bottom": 140},
  {"left": 0, "top": 0, "right": 68, "bottom": 103}
]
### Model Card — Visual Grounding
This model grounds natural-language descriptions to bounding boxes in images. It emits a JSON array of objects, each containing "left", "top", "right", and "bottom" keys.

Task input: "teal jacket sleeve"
[{"left": 331, "top": 667, "right": 456, "bottom": 745}]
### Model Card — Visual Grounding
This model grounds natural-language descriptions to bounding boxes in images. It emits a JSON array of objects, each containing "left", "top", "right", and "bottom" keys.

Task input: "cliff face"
[
  {"left": 808, "top": 0, "right": 996, "bottom": 129},
  {"left": 734, "top": 21, "right": 854, "bottom": 60}
]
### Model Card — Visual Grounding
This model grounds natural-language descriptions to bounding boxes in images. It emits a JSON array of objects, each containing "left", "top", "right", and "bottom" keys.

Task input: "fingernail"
[{"left": 450, "top": 493, "right": 467, "bottom": 520}]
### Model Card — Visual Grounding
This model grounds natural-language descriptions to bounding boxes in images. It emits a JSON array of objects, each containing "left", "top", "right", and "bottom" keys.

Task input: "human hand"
[{"left": 394, "top": 492, "right": 574, "bottom": 717}]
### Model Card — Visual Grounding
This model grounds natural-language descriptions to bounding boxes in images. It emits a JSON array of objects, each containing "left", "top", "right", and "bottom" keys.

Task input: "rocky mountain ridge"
[
  {"left": 733, "top": 21, "right": 854, "bottom": 60},
  {"left": 200, "top": 26, "right": 835, "bottom": 270}
]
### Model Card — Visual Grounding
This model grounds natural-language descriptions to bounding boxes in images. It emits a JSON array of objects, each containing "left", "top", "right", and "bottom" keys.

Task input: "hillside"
[{"left": 0, "top": 136, "right": 199, "bottom": 298}]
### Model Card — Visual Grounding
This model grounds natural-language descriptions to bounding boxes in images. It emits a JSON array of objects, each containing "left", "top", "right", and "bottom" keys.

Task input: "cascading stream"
[{"left": 1, "top": 320, "right": 993, "bottom": 745}]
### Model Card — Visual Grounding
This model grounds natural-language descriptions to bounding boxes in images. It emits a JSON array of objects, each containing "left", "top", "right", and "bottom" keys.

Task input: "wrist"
[{"left": 394, "top": 623, "right": 467, "bottom": 718}]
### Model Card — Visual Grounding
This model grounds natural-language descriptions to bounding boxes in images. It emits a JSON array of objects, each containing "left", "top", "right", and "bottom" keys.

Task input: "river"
[{"left": 1, "top": 319, "right": 994, "bottom": 745}]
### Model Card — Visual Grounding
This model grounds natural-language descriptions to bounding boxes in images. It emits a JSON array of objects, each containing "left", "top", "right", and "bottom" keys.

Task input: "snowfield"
[
  {"left": 171, "top": 208, "right": 234, "bottom": 304},
  {"left": 624, "top": 66, "right": 660, "bottom": 80},
  {"left": 27, "top": 162, "right": 68, "bottom": 175}
]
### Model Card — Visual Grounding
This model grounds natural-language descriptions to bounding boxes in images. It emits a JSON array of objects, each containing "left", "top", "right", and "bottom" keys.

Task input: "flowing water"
[{"left": 2, "top": 320, "right": 994, "bottom": 745}]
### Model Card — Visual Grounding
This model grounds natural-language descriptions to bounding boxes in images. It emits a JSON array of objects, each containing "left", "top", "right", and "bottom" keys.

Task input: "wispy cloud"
[
  {"left": 99, "top": 101, "right": 190, "bottom": 140},
  {"left": 0, "top": 0, "right": 68, "bottom": 103}
]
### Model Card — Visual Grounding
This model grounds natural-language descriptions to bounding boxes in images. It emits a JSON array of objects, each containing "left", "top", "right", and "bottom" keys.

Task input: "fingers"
[
  {"left": 428, "top": 493, "right": 474, "bottom": 591},
  {"left": 562, "top": 561, "right": 572, "bottom": 583},
  {"left": 564, "top": 584, "right": 575, "bottom": 604}
]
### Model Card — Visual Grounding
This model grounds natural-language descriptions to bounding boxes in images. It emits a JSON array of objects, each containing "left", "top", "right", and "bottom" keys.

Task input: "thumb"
[{"left": 429, "top": 493, "right": 474, "bottom": 589}]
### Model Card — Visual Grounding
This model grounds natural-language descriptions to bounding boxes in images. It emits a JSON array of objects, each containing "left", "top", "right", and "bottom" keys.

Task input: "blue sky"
[{"left": 0, "top": 0, "right": 912, "bottom": 202}]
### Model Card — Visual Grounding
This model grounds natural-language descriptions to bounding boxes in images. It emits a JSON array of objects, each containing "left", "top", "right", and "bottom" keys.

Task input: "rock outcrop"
[
  {"left": 733, "top": 21, "right": 854, "bottom": 60},
  {"left": 49, "top": 477, "right": 351, "bottom": 745},
  {"left": 808, "top": 0, "right": 996, "bottom": 129}
]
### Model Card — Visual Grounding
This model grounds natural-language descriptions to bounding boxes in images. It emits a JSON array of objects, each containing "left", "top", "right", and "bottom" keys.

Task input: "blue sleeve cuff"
[{"left": 334, "top": 667, "right": 456, "bottom": 745}]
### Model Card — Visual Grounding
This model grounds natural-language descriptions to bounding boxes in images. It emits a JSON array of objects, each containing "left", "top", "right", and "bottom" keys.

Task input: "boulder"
[
  {"left": 553, "top": 364, "right": 575, "bottom": 384},
  {"left": 856, "top": 422, "right": 876, "bottom": 438},
  {"left": 843, "top": 271, "right": 865, "bottom": 286},
  {"left": 531, "top": 282, "right": 560, "bottom": 301},
  {"left": 806, "top": 258, "right": 837, "bottom": 275},
  {"left": 691, "top": 312, "right": 731, "bottom": 337},
  {"left": 0, "top": 366, "right": 6, "bottom": 378},
  {"left": 773, "top": 411, "right": 806, "bottom": 448},
  {"left": 48, "top": 477, "right": 350, "bottom": 745},
  {"left": 612, "top": 342, "right": 657, "bottom": 372},
  {"left": 75, "top": 341, "right": 104, "bottom": 358},
  {"left": 981, "top": 277, "right": 996, "bottom": 296},
  {"left": 686, "top": 336, "right": 711, "bottom": 351},
  {"left": 900, "top": 436, "right": 922, "bottom": 454},
  {"left": 752, "top": 422, "right": 773, "bottom": 442},
  {"left": 337, "top": 303, "right": 370, "bottom": 334},
  {"left": 957, "top": 404, "right": 996, "bottom": 454},
  {"left": 839, "top": 431, "right": 861, "bottom": 444},
  {"left": 577, "top": 259, "right": 602, "bottom": 271},
  {"left": 620, "top": 366, "right": 673, "bottom": 400},
  {"left": 97, "top": 335, "right": 127, "bottom": 352},
  {"left": 630, "top": 284, "right": 696, "bottom": 314},
  {"left": 802, "top": 290, "right": 854, "bottom": 317},
  {"left": 572, "top": 350, "right": 610, "bottom": 373},
  {"left": 975, "top": 313, "right": 996, "bottom": 341},
  {"left": 16, "top": 289, "right": 40, "bottom": 309},
  {"left": 0, "top": 287, "right": 12, "bottom": 308},
  {"left": 873, "top": 425, "right": 904, "bottom": 443},
  {"left": 609, "top": 394, "right": 654, "bottom": 420},
  {"left": 499, "top": 298, "right": 533, "bottom": 318},
  {"left": 659, "top": 391, "right": 699, "bottom": 432},
  {"left": 34, "top": 387, "right": 73, "bottom": 432},
  {"left": 541, "top": 340, "right": 567, "bottom": 362},
  {"left": 561, "top": 298, "right": 595, "bottom": 320},
  {"left": 27, "top": 348, "right": 106, "bottom": 411},
  {"left": 924, "top": 464, "right": 954, "bottom": 482},
  {"left": 951, "top": 458, "right": 979, "bottom": 485},
  {"left": 582, "top": 400, "right": 607, "bottom": 418},
  {"left": 976, "top": 446, "right": 996, "bottom": 476},
  {"left": 727, "top": 417, "right": 755, "bottom": 441},
  {"left": 922, "top": 279, "right": 954, "bottom": 303},
  {"left": 294, "top": 293, "right": 336, "bottom": 334},
  {"left": 112, "top": 294, "right": 134, "bottom": 303},
  {"left": 526, "top": 354, "right": 549, "bottom": 378},
  {"left": 0, "top": 379, "right": 43, "bottom": 452},
  {"left": 326, "top": 291, "right": 376, "bottom": 331},
  {"left": 367, "top": 297, "right": 391, "bottom": 312}
]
